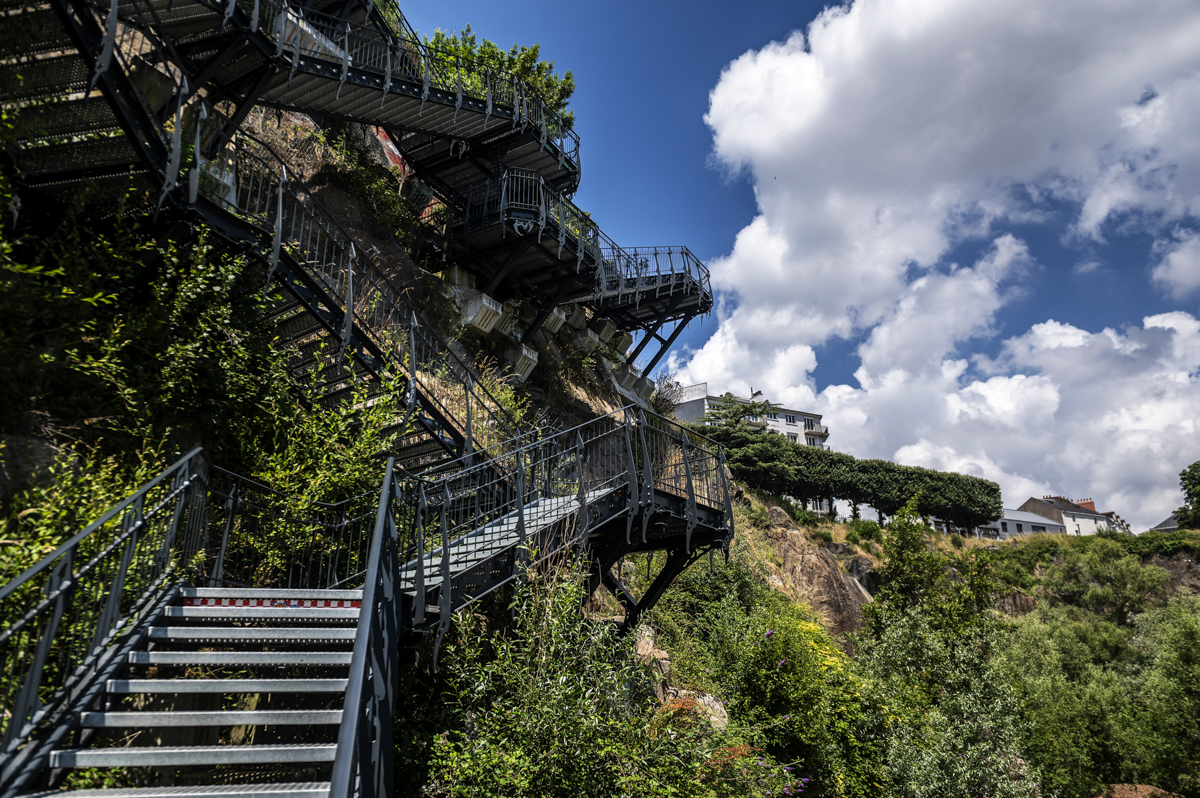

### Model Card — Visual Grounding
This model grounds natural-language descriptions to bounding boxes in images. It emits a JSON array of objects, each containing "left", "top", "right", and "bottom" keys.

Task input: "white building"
[
  {"left": 674, "top": 383, "right": 831, "bottom": 449},
  {"left": 974, "top": 509, "right": 1067, "bottom": 539},
  {"left": 1018, "top": 496, "right": 1132, "bottom": 535}
]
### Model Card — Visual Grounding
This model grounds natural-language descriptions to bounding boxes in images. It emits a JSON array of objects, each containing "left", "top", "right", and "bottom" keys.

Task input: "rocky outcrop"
[
  {"left": 770, "top": 529, "right": 873, "bottom": 635},
  {"left": 1148, "top": 552, "right": 1200, "bottom": 596},
  {"left": 665, "top": 688, "right": 729, "bottom": 732},
  {"left": 997, "top": 591, "right": 1038, "bottom": 617},
  {"left": 635, "top": 625, "right": 672, "bottom": 700}
]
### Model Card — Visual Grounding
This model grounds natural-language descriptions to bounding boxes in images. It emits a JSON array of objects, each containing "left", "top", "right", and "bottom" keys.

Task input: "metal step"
[
  {"left": 22, "top": 783, "right": 331, "bottom": 798},
  {"left": 164, "top": 607, "right": 360, "bottom": 622},
  {"left": 147, "top": 627, "right": 356, "bottom": 642},
  {"left": 50, "top": 743, "right": 337, "bottom": 768},
  {"left": 181, "top": 588, "right": 363, "bottom": 601},
  {"left": 106, "top": 679, "right": 348, "bottom": 693},
  {"left": 127, "top": 651, "right": 353, "bottom": 667},
  {"left": 80, "top": 709, "right": 343, "bottom": 727}
]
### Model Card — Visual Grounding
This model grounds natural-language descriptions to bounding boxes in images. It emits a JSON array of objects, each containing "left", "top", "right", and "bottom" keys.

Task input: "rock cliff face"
[
  {"left": 762, "top": 524, "right": 874, "bottom": 636},
  {"left": 1150, "top": 552, "right": 1200, "bottom": 596}
]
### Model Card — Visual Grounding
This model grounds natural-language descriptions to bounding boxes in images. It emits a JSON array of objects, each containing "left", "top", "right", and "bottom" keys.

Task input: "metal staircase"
[
  {"left": 0, "top": 409, "right": 732, "bottom": 797},
  {"left": 0, "top": 1, "right": 735, "bottom": 793},
  {"left": 430, "top": 168, "right": 713, "bottom": 372}
]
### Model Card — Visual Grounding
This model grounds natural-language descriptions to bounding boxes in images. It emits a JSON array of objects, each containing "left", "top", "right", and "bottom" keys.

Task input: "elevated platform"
[{"left": 140, "top": 0, "right": 579, "bottom": 194}]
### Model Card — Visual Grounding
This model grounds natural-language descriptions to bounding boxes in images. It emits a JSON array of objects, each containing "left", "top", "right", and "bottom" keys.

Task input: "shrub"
[{"left": 950, "top": 533, "right": 964, "bottom": 549}]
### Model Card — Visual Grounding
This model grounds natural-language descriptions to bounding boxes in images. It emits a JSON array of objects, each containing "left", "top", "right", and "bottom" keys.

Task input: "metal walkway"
[
  {"left": 0, "top": 1, "right": 733, "bottom": 794},
  {"left": 0, "top": 410, "right": 732, "bottom": 798}
]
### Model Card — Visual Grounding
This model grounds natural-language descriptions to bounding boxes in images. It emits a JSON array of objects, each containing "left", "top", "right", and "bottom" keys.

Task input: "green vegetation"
[
  {"left": 697, "top": 395, "right": 1002, "bottom": 529},
  {"left": 0, "top": 184, "right": 406, "bottom": 578},
  {"left": 425, "top": 25, "right": 576, "bottom": 131},
  {"left": 1177, "top": 460, "right": 1200, "bottom": 529}
]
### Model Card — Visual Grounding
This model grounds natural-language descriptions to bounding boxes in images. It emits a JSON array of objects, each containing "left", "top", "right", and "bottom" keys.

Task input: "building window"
[
  {"left": 1033, "top": 525, "right": 1045, "bottom": 532},
  {"left": 806, "top": 437, "right": 817, "bottom": 446},
  {"left": 785, "top": 414, "right": 796, "bottom": 424},
  {"left": 1016, "top": 523, "right": 1023, "bottom": 533},
  {"left": 787, "top": 433, "right": 798, "bottom": 442},
  {"left": 766, "top": 413, "right": 778, "bottom": 420},
  {"left": 1001, "top": 521, "right": 1008, "bottom": 533},
  {"left": 804, "top": 418, "right": 815, "bottom": 431}
]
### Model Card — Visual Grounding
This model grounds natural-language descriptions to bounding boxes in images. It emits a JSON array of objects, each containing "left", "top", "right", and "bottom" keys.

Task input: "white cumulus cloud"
[{"left": 672, "top": 0, "right": 1200, "bottom": 529}]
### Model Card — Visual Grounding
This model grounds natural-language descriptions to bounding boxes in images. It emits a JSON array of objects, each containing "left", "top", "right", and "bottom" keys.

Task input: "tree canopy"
[
  {"left": 696, "top": 417, "right": 1002, "bottom": 529},
  {"left": 425, "top": 25, "right": 576, "bottom": 131}
]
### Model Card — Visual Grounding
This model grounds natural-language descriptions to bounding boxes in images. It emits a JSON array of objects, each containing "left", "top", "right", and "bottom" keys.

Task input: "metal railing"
[
  {"left": 191, "top": 106, "right": 527, "bottom": 455},
  {"left": 203, "top": 468, "right": 379, "bottom": 590},
  {"left": 439, "top": 169, "right": 712, "bottom": 311},
  {"left": 442, "top": 167, "right": 610, "bottom": 270},
  {"left": 399, "top": 406, "right": 732, "bottom": 656},
  {"left": 330, "top": 459, "right": 400, "bottom": 798},
  {"left": 592, "top": 246, "right": 712, "bottom": 311},
  {"left": 209, "top": 0, "right": 580, "bottom": 171},
  {"left": 0, "top": 449, "right": 208, "bottom": 792}
]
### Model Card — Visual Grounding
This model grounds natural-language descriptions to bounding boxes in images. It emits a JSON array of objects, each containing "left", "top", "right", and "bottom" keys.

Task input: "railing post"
[
  {"left": 463, "top": 374, "right": 473, "bottom": 456},
  {"left": 636, "top": 409, "right": 654, "bottom": 543},
  {"left": 681, "top": 433, "right": 697, "bottom": 554},
  {"left": 622, "top": 421, "right": 638, "bottom": 544},
  {"left": 575, "top": 431, "right": 588, "bottom": 555},
  {"left": 719, "top": 446, "right": 734, "bottom": 562},
  {"left": 330, "top": 458, "right": 394, "bottom": 798},
  {"left": 515, "top": 450, "right": 528, "bottom": 570},
  {"left": 432, "top": 483, "right": 452, "bottom": 671},
  {"left": 413, "top": 484, "right": 426, "bottom": 626}
]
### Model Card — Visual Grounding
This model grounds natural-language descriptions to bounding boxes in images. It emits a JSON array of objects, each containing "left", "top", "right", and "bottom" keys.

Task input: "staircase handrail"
[
  {"left": 591, "top": 245, "right": 713, "bottom": 312},
  {"left": 204, "top": 467, "right": 379, "bottom": 591},
  {"left": 0, "top": 449, "right": 209, "bottom": 781},
  {"left": 200, "top": 0, "right": 580, "bottom": 173},
  {"left": 329, "top": 459, "right": 399, "bottom": 798},
  {"left": 440, "top": 167, "right": 615, "bottom": 271},
  {"left": 192, "top": 107, "right": 525, "bottom": 451},
  {"left": 438, "top": 171, "right": 713, "bottom": 315}
]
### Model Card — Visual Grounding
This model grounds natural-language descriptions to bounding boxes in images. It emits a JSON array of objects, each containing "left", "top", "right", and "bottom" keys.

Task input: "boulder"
[
  {"left": 634, "top": 625, "right": 672, "bottom": 699},
  {"left": 768, "top": 506, "right": 793, "bottom": 528},
  {"left": 997, "top": 592, "right": 1037, "bottom": 617},
  {"left": 847, "top": 557, "right": 880, "bottom": 596},
  {"left": 666, "top": 689, "right": 729, "bottom": 732}
]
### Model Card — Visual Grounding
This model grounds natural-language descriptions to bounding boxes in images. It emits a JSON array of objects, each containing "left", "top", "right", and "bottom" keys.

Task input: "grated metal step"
[
  {"left": 127, "top": 651, "right": 352, "bottom": 667},
  {"left": 21, "top": 784, "right": 331, "bottom": 798},
  {"left": 80, "top": 710, "right": 343, "bottom": 727},
  {"left": 181, "top": 588, "right": 363, "bottom": 601},
  {"left": 147, "top": 627, "right": 356, "bottom": 642},
  {"left": 50, "top": 744, "right": 338, "bottom": 768},
  {"left": 106, "top": 679, "right": 348, "bottom": 694},
  {"left": 164, "top": 607, "right": 360, "bottom": 622}
]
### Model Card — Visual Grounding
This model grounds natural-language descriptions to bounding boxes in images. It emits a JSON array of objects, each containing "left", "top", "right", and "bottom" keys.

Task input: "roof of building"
[
  {"left": 982, "top": 509, "right": 1067, "bottom": 529},
  {"left": 1150, "top": 513, "right": 1179, "bottom": 533},
  {"left": 679, "top": 382, "right": 822, "bottom": 420},
  {"left": 1034, "top": 495, "right": 1111, "bottom": 518}
]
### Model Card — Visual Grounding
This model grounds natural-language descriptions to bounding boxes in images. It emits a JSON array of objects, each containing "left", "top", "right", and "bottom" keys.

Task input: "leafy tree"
[
  {"left": 1177, "top": 459, "right": 1200, "bottom": 530},
  {"left": 856, "top": 499, "right": 1043, "bottom": 796},
  {"left": 425, "top": 25, "right": 576, "bottom": 131},
  {"left": 1042, "top": 537, "right": 1169, "bottom": 625},
  {"left": 700, "top": 392, "right": 780, "bottom": 428}
]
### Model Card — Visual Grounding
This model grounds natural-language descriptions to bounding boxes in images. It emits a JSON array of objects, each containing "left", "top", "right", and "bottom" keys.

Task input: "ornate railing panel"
[
  {"left": 441, "top": 169, "right": 712, "bottom": 315},
  {"left": 203, "top": 468, "right": 378, "bottom": 591}
]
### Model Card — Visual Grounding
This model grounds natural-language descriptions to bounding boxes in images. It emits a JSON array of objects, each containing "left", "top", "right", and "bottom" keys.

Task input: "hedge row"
[{"left": 698, "top": 423, "right": 1003, "bottom": 530}]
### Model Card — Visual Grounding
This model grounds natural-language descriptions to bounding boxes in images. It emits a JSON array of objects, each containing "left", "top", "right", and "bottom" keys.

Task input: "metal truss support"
[{"left": 642, "top": 313, "right": 695, "bottom": 375}]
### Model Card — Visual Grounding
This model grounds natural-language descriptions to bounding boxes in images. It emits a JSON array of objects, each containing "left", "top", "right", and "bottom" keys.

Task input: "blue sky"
[
  {"left": 403, "top": 0, "right": 824, "bottom": 365},
  {"left": 405, "top": 1, "right": 1200, "bottom": 529}
]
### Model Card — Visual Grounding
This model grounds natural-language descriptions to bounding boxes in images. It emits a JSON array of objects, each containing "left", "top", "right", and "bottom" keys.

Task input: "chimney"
[{"left": 1075, "top": 498, "right": 1096, "bottom": 512}]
